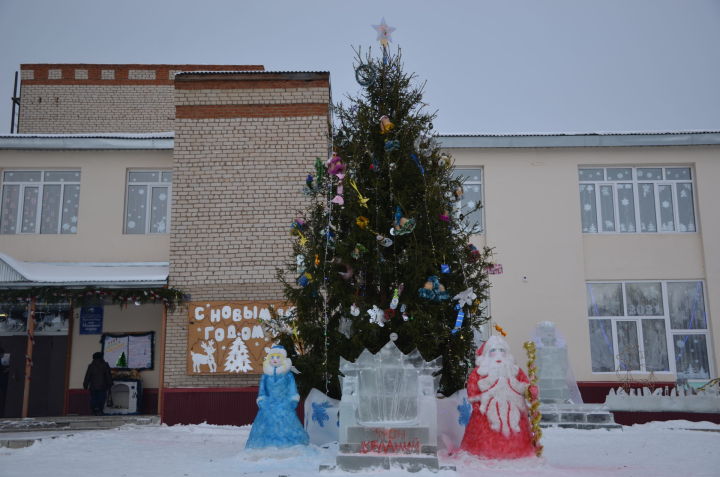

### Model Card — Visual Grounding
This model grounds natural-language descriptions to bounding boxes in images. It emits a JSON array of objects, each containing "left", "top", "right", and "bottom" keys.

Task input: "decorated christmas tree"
[
  {"left": 224, "top": 337, "right": 253, "bottom": 373},
  {"left": 270, "top": 25, "right": 492, "bottom": 398}
]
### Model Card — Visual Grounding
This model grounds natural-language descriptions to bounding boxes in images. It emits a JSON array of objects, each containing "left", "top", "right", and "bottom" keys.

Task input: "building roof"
[
  {"left": 0, "top": 253, "right": 168, "bottom": 288},
  {"left": 437, "top": 131, "right": 720, "bottom": 148},
  {"left": 0, "top": 133, "right": 174, "bottom": 150}
]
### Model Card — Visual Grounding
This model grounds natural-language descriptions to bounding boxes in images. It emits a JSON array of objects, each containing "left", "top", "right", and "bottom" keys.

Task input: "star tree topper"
[{"left": 372, "top": 18, "right": 396, "bottom": 47}]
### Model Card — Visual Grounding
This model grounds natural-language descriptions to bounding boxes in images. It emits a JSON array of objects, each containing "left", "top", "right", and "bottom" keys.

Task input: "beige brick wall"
[
  {"left": 175, "top": 87, "right": 329, "bottom": 106},
  {"left": 18, "top": 84, "right": 176, "bottom": 133},
  {"left": 165, "top": 74, "right": 330, "bottom": 388},
  {"left": 17, "top": 64, "right": 265, "bottom": 134}
]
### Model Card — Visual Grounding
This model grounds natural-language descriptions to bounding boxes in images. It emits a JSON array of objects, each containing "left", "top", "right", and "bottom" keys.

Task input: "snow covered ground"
[{"left": 1, "top": 421, "right": 719, "bottom": 477}]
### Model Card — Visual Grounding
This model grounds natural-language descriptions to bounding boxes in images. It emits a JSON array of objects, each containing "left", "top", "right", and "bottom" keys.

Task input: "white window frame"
[
  {"left": 124, "top": 169, "right": 172, "bottom": 235},
  {"left": 579, "top": 166, "right": 698, "bottom": 234},
  {"left": 453, "top": 167, "right": 484, "bottom": 234},
  {"left": 587, "top": 280, "right": 714, "bottom": 381},
  {"left": 0, "top": 170, "right": 81, "bottom": 234}
]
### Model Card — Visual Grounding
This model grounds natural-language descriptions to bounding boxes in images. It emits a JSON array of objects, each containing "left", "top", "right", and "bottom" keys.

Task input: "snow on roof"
[
  {"left": 0, "top": 253, "right": 168, "bottom": 287},
  {"left": 436, "top": 131, "right": 720, "bottom": 148},
  {"left": 0, "top": 133, "right": 174, "bottom": 150}
]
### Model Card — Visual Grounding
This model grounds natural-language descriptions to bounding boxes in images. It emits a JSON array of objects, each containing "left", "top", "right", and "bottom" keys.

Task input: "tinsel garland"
[
  {"left": 523, "top": 340, "right": 544, "bottom": 457},
  {"left": 0, "top": 286, "right": 186, "bottom": 311}
]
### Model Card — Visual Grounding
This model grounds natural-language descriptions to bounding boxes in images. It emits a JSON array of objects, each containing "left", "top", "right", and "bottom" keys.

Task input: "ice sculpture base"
[{"left": 336, "top": 426, "right": 439, "bottom": 471}]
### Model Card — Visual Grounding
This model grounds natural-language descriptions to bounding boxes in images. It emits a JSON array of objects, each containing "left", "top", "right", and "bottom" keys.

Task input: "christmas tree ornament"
[
  {"left": 326, "top": 152, "right": 346, "bottom": 179},
  {"left": 384, "top": 139, "right": 400, "bottom": 152},
  {"left": 402, "top": 312, "right": 409, "bottom": 322},
  {"left": 450, "top": 304, "right": 465, "bottom": 334},
  {"left": 440, "top": 264, "right": 451, "bottom": 274},
  {"left": 355, "top": 216, "right": 369, "bottom": 229},
  {"left": 331, "top": 182, "right": 345, "bottom": 205},
  {"left": 409, "top": 153, "right": 425, "bottom": 175},
  {"left": 372, "top": 17, "right": 395, "bottom": 48},
  {"left": 354, "top": 63, "right": 376, "bottom": 87},
  {"left": 350, "top": 243, "right": 368, "bottom": 259},
  {"left": 367, "top": 305, "right": 385, "bottom": 327},
  {"left": 418, "top": 275, "right": 450, "bottom": 301},
  {"left": 438, "top": 153, "right": 451, "bottom": 168},
  {"left": 350, "top": 304, "right": 360, "bottom": 316},
  {"left": 453, "top": 287, "right": 477, "bottom": 307},
  {"left": 349, "top": 179, "right": 370, "bottom": 208},
  {"left": 296, "top": 255, "right": 306, "bottom": 274},
  {"left": 454, "top": 185, "right": 464, "bottom": 200},
  {"left": 389, "top": 288, "right": 400, "bottom": 309},
  {"left": 314, "top": 254, "right": 320, "bottom": 266},
  {"left": 384, "top": 308, "right": 396, "bottom": 319},
  {"left": 339, "top": 316, "right": 354, "bottom": 339},
  {"left": 439, "top": 212, "right": 450, "bottom": 222},
  {"left": 297, "top": 272, "right": 312, "bottom": 287},
  {"left": 297, "top": 232, "right": 308, "bottom": 247},
  {"left": 376, "top": 235, "right": 393, "bottom": 247},
  {"left": 304, "top": 174, "right": 314, "bottom": 195},
  {"left": 333, "top": 258, "right": 354, "bottom": 281},
  {"left": 391, "top": 206, "right": 416, "bottom": 236},
  {"left": 379, "top": 115, "right": 395, "bottom": 134},
  {"left": 314, "top": 157, "right": 326, "bottom": 187}
]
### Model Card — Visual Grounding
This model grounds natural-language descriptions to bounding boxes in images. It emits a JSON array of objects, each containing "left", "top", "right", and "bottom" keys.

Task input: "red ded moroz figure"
[{"left": 460, "top": 335, "right": 537, "bottom": 459}]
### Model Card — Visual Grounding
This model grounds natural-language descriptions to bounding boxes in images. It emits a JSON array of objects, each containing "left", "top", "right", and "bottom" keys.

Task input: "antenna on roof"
[{"left": 10, "top": 71, "right": 20, "bottom": 134}]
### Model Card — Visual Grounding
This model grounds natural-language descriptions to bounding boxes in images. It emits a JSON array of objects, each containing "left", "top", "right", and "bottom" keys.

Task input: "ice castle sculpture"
[{"left": 334, "top": 339, "right": 442, "bottom": 471}]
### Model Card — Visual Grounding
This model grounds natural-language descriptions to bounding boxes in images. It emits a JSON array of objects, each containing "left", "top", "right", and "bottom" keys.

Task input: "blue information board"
[{"left": 79, "top": 306, "right": 104, "bottom": 334}]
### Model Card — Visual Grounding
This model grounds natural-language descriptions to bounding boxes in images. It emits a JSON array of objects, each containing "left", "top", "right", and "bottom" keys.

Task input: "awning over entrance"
[{"left": 0, "top": 253, "right": 169, "bottom": 288}]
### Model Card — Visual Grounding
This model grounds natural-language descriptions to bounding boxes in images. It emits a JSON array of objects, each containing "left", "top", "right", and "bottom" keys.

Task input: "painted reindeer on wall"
[{"left": 191, "top": 340, "right": 217, "bottom": 373}]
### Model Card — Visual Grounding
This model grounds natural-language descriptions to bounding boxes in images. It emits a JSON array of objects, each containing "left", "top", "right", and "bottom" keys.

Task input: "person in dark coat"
[{"left": 83, "top": 352, "right": 113, "bottom": 415}]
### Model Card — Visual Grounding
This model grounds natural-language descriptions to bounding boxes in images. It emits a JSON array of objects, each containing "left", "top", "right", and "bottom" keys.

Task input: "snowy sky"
[{"left": 1, "top": 0, "right": 719, "bottom": 135}]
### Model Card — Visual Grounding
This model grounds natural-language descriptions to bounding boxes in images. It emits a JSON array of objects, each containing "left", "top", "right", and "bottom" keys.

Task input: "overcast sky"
[{"left": 1, "top": 0, "right": 719, "bottom": 135}]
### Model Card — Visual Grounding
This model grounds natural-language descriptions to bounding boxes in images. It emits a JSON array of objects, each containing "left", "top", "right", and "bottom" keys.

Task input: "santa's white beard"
[{"left": 474, "top": 357, "right": 528, "bottom": 437}]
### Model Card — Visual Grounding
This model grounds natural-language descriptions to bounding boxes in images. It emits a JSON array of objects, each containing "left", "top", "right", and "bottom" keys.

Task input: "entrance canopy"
[{"left": 0, "top": 253, "right": 168, "bottom": 288}]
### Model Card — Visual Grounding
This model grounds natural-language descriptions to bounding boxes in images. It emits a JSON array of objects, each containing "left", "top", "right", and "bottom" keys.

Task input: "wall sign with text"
[{"left": 186, "top": 301, "right": 294, "bottom": 375}]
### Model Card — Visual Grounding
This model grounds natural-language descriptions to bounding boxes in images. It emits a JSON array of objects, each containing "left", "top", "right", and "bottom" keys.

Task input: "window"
[
  {"left": 586, "top": 280, "right": 712, "bottom": 380},
  {"left": 0, "top": 302, "right": 70, "bottom": 335},
  {"left": 579, "top": 167, "right": 696, "bottom": 234},
  {"left": 124, "top": 170, "right": 172, "bottom": 234},
  {"left": 453, "top": 168, "right": 484, "bottom": 233},
  {"left": 0, "top": 170, "right": 81, "bottom": 234}
]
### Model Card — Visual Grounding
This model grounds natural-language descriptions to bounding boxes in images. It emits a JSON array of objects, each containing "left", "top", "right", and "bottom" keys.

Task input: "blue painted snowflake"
[
  {"left": 312, "top": 401, "right": 332, "bottom": 427},
  {"left": 457, "top": 397, "right": 471, "bottom": 426}
]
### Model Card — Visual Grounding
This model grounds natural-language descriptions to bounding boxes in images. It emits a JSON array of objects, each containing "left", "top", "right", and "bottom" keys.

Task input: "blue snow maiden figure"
[{"left": 245, "top": 345, "right": 309, "bottom": 449}]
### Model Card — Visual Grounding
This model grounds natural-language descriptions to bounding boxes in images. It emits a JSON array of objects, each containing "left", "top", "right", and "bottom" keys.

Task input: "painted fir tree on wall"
[
  {"left": 224, "top": 337, "right": 253, "bottom": 373},
  {"left": 270, "top": 42, "right": 492, "bottom": 398}
]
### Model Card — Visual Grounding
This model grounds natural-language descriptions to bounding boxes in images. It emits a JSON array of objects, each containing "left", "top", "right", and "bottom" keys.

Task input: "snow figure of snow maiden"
[
  {"left": 460, "top": 335, "right": 537, "bottom": 459},
  {"left": 245, "top": 345, "right": 309, "bottom": 449}
]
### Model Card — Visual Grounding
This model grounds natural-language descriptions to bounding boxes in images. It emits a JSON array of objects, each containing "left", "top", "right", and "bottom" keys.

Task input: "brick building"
[
  {"left": 0, "top": 64, "right": 330, "bottom": 423},
  {"left": 1, "top": 63, "right": 717, "bottom": 425}
]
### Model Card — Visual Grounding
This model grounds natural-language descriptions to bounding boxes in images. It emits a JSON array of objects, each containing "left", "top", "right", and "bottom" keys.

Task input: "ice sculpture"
[
  {"left": 532, "top": 321, "right": 583, "bottom": 404},
  {"left": 334, "top": 339, "right": 443, "bottom": 471}
]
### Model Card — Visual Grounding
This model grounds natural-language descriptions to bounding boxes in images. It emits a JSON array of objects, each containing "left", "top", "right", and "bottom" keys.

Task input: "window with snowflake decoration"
[
  {"left": 453, "top": 168, "right": 484, "bottom": 234},
  {"left": 578, "top": 166, "right": 696, "bottom": 234},
  {"left": 124, "top": 170, "right": 172, "bottom": 234},
  {"left": 0, "top": 170, "right": 81, "bottom": 234},
  {"left": 586, "top": 280, "right": 712, "bottom": 380}
]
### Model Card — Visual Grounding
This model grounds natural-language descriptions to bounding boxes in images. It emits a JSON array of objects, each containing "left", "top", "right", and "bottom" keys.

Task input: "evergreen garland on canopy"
[{"left": 269, "top": 47, "right": 493, "bottom": 399}]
